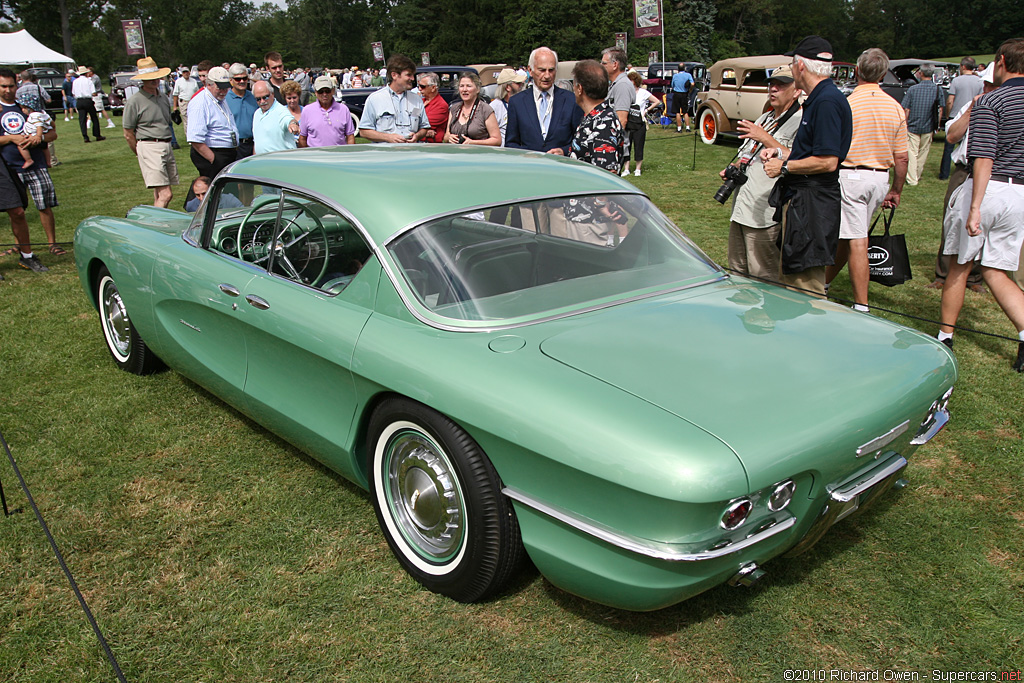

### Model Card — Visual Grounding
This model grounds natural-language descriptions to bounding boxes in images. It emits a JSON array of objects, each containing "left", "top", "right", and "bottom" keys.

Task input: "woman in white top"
[{"left": 621, "top": 71, "right": 661, "bottom": 177}]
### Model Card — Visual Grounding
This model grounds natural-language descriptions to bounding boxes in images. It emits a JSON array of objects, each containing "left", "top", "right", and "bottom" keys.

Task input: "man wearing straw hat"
[{"left": 123, "top": 57, "right": 178, "bottom": 208}]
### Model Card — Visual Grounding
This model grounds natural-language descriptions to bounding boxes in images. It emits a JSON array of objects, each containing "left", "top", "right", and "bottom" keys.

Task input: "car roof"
[
  {"left": 225, "top": 145, "right": 639, "bottom": 243},
  {"left": 708, "top": 55, "right": 789, "bottom": 79}
]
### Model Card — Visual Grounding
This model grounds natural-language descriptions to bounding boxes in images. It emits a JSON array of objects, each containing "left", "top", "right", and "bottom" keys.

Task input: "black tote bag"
[{"left": 867, "top": 207, "right": 912, "bottom": 286}]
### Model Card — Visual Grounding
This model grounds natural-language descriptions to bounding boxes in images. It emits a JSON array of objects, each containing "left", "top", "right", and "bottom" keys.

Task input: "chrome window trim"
[{"left": 503, "top": 486, "right": 795, "bottom": 562}]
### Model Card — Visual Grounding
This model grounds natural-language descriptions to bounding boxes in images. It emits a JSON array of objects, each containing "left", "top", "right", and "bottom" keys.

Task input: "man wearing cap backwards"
[
  {"left": 299, "top": 76, "right": 355, "bottom": 147},
  {"left": 825, "top": 48, "right": 909, "bottom": 312},
  {"left": 722, "top": 64, "right": 803, "bottom": 283},
  {"left": 763, "top": 35, "right": 852, "bottom": 297},
  {"left": 901, "top": 64, "right": 942, "bottom": 186},
  {"left": 123, "top": 57, "right": 178, "bottom": 208},
  {"left": 186, "top": 66, "right": 239, "bottom": 188},
  {"left": 489, "top": 68, "right": 527, "bottom": 145},
  {"left": 359, "top": 54, "right": 429, "bottom": 143},
  {"left": 939, "top": 37, "right": 1024, "bottom": 372},
  {"left": 71, "top": 66, "right": 104, "bottom": 143}
]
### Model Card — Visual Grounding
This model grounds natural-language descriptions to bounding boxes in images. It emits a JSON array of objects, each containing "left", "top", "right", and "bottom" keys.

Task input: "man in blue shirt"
[
  {"left": 226, "top": 63, "right": 258, "bottom": 159},
  {"left": 670, "top": 65, "right": 694, "bottom": 133},
  {"left": 763, "top": 35, "right": 852, "bottom": 297}
]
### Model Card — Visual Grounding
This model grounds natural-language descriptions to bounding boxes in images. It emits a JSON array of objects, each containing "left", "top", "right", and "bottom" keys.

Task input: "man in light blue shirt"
[
  {"left": 670, "top": 65, "right": 695, "bottom": 132},
  {"left": 252, "top": 80, "right": 298, "bottom": 154},
  {"left": 186, "top": 66, "right": 239, "bottom": 199},
  {"left": 359, "top": 54, "right": 429, "bottom": 143},
  {"left": 226, "top": 63, "right": 259, "bottom": 158}
]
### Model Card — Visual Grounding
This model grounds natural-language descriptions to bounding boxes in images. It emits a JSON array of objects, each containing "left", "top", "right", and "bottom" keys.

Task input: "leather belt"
[
  {"left": 138, "top": 138, "right": 171, "bottom": 143},
  {"left": 842, "top": 165, "right": 888, "bottom": 172},
  {"left": 990, "top": 174, "right": 1024, "bottom": 185},
  {"left": 239, "top": 138, "right": 254, "bottom": 144}
]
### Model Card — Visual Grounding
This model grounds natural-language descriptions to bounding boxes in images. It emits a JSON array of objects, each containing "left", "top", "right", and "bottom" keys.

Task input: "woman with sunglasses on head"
[{"left": 445, "top": 72, "right": 501, "bottom": 146}]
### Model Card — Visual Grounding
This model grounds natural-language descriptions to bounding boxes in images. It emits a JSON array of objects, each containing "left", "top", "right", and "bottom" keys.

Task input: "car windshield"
[{"left": 387, "top": 194, "right": 721, "bottom": 325}]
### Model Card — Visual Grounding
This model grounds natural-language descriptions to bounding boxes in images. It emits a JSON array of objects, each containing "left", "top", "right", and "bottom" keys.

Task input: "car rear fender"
[{"left": 697, "top": 99, "right": 732, "bottom": 135}]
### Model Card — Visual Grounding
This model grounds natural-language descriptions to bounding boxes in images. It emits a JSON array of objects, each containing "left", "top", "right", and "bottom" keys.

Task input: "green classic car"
[{"left": 75, "top": 145, "right": 956, "bottom": 611}]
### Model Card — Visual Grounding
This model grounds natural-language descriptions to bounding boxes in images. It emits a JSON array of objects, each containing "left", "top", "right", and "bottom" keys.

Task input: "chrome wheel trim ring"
[
  {"left": 374, "top": 420, "right": 468, "bottom": 575},
  {"left": 99, "top": 275, "right": 131, "bottom": 362}
]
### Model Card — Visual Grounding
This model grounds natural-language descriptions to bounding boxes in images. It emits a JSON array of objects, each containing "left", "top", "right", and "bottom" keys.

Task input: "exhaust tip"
[{"left": 728, "top": 562, "right": 766, "bottom": 588}]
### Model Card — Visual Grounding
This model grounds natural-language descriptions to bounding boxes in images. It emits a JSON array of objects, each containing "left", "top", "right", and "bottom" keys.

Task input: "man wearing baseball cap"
[
  {"left": 490, "top": 68, "right": 527, "bottom": 145},
  {"left": 763, "top": 35, "right": 852, "bottom": 297},
  {"left": 123, "top": 56, "right": 178, "bottom": 208},
  {"left": 186, "top": 65, "right": 239, "bottom": 190}
]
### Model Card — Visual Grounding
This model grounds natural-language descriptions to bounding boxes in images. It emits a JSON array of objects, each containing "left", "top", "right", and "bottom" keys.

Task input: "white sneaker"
[
  {"left": 64, "top": 116, "right": 70, "bottom": 122},
  {"left": 621, "top": 167, "right": 631, "bottom": 177},
  {"left": 634, "top": 169, "right": 641, "bottom": 177},
  {"left": 676, "top": 126, "right": 682, "bottom": 133},
  {"left": 106, "top": 120, "right": 116, "bottom": 128},
  {"left": 686, "top": 126, "right": 691, "bottom": 132}
]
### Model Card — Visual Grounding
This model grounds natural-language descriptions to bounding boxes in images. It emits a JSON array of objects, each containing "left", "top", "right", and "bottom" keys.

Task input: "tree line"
[{"left": 2, "top": 0, "right": 1021, "bottom": 76}]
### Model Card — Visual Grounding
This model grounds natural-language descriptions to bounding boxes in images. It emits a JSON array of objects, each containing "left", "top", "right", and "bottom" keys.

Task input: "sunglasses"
[
  {"left": 255, "top": 94, "right": 272, "bottom": 102},
  {"left": 316, "top": 88, "right": 333, "bottom": 94},
  {"left": 233, "top": 77, "right": 248, "bottom": 82}
]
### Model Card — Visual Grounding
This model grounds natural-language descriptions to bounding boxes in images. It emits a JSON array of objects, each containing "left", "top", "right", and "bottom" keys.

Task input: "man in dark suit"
[{"left": 506, "top": 47, "right": 583, "bottom": 155}]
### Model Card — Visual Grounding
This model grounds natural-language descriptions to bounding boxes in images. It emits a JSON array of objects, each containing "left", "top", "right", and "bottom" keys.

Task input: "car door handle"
[
  {"left": 245, "top": 294, "right": 270, "bottom": 310},
  {"left": 218, "top": 283, "right": 240, "bottom": 297}
]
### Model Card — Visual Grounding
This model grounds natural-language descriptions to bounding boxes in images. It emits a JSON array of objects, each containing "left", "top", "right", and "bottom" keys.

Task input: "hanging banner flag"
[
  {"left": 648, "top": 51, "right": 659, "bottom": 65},
  {"left": 421, "top": 52, "right": 430, "bottom": 66},
  {"left": 614, "top": 32, "right": 627, "bottom": 52},
  {"left": 371, "top": 42, "right": 384, "bottom": 62},
  {"left": 121, "top": 20, "right": 146, "bottom": 57},
  {"left": 633, "top": 0, "right": 663, "bottom": 38}
]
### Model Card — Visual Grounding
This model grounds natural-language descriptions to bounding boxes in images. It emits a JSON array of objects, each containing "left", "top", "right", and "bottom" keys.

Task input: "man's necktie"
[{"left": 539, "top": 91, "right": 549, "bottom": 137}]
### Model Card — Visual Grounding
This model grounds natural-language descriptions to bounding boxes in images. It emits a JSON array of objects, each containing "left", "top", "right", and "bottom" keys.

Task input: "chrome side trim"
[
  {"left": 830, "top": 455, "right": 908, "bottom": 503},
  {"left": 856, "top": 420, "right": 910, "bottom": 457},
  {"left": 503, "top": 486, "right": 795, "bottom": 562}
]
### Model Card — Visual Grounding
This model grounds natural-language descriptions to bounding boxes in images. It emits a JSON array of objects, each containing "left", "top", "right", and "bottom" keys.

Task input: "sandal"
[
  {"left": 3, "top": 247, "right": 17, "bottom": 256},
  {"left": 49, "top": 244, "right": 67, "bottom": 256}
]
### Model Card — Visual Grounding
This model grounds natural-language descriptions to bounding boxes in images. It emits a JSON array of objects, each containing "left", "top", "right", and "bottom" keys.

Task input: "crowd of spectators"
[{"left": 2, "top": 39, "right": 1023, "bottom": 372}]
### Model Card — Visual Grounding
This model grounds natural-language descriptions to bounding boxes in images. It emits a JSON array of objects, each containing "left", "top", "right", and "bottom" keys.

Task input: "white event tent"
[{"left": 0, "top": 29, "right": 75, "bottom": 67}]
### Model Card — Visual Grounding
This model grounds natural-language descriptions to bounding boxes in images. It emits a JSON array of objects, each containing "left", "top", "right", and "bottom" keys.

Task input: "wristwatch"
[{"left": 779, "top": 159, "right": 790, "bottom": 177}]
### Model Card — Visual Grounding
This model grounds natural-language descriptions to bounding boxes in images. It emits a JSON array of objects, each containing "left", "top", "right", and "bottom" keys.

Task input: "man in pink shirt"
[{"left": 298, "top": 76, "right": 355, "bottom": 147}]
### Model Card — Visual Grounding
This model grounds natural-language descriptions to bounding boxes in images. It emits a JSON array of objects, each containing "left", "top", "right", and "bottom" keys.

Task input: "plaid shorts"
[{"left": 17, "top": 167, "right": 58, "bottom": 210}]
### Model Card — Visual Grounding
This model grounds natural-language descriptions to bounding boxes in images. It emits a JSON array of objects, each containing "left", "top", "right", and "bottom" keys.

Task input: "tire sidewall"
[{"left": 96, "top": 269, "right": 133, "bottom": 368}]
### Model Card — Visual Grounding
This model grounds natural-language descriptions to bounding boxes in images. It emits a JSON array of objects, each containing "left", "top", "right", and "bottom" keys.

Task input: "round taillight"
[
  {"left": 721, "top": 499, "right": 752, "bottom": 530},
  {"left": 768, "top": 480, "right": 796, "bottom": 511}
]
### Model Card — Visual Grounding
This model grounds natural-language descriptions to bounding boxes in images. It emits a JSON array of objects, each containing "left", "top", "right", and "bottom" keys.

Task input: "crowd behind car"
[{"left": 2, "top": 38, "right": 1023, "bottom": 374}]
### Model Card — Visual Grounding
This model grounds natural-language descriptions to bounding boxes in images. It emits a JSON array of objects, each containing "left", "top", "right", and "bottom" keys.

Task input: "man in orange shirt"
[{"left": 826, "top": 48, "right": 908, "bottom": 311}]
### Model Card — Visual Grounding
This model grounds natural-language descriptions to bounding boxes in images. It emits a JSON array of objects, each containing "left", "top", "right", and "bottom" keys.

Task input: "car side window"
[{"left": 206, "top": 180, "right": 372, "bottom": 294}]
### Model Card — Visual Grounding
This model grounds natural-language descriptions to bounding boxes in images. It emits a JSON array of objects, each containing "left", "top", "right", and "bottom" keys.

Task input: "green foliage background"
[{"left": 4, "top": 0, "right": 1022, "bottom": 78}]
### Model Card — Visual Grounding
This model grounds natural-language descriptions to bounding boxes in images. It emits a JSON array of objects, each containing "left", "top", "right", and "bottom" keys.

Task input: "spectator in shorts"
[
  {"left": 123, "top": 57, "right": 178, "bottom": 208},
  {"left": 62, "top": 71, "right": 75, "bottom": 121},
  {"left": 88, "top": 67, "right": 117, "bottom": 129},
  {"left": 670, "top": 64, "right": 695, "bottom": 132}
]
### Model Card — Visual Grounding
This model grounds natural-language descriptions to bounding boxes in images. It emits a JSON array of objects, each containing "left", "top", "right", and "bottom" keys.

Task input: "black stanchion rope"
[{"left": 0, "top": 430, "right": 128, "bottom": 683}]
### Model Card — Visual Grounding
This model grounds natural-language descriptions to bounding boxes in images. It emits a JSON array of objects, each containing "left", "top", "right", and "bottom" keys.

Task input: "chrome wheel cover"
[
  {"left": 100, "top": 276, "right": 131, "bottom": 361},
  {"left": 380, "top": 425, "right": 466, "bottom": 566}
]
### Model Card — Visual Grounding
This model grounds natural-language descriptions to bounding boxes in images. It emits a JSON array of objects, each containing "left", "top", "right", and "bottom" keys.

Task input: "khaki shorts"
[
  {"left": 943, "top": 177, "right": 1024, "bottom": 271},
  {"left": 137, "top": 140, "right": 179, "bottom": 188},
  {"left": 838, "top": 168, "right": 889, "bottom": 239}
]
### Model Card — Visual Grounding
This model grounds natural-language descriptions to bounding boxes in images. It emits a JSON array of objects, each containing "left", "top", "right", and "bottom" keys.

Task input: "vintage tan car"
[{"left": 694, "top": 55, "right": 790, "bottom": 145}]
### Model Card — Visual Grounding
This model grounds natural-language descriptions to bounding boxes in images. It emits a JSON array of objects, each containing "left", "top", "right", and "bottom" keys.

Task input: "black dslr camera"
[{"left": 714, "top": 161, "right": 750, "bottom": 204}]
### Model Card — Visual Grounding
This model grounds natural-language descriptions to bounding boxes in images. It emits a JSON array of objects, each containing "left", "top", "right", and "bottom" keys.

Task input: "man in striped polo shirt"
[
  {"left": 826, "top": 48, "right": 908, "bottom": 312},
  {"left": 939, "top": 37, "right": 1024, "bottom": 372}
]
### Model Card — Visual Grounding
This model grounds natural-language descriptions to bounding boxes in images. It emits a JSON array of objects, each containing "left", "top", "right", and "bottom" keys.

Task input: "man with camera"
[
  {"left": 825, "top": 48, "right": 908, "bottom": 312},
  {"left": 764, "top": 36, "right": 852, "bottom": 297},
  {"left": 719, "top": 64, "right": 802, "bottom": 282}
]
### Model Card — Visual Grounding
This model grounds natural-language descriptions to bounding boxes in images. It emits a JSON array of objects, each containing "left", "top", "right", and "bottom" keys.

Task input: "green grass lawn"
[{"left": 0, "top": 118, "right": 1021, "bottom": 682}]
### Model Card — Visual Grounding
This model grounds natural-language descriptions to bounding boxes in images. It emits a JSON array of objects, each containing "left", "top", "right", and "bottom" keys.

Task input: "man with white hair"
[
  {"left": 123, "top": 56, "right": 178, "bottom": 208},
  {"left": 251, "top": 79, "right": 298, "bottom": 154},
  {"left": 901, "top": 64, "right": 942, "bottom": 186},
  {"left": 505, "top": 46, "right": 583, "bottom": 154},
  {"left": 763, "top": 35, "right": 852, "bottom": 297},
  {"left": 186, "top": 66, "right": 239, "bottom": 187},
  {"left": 226, "top": 63, "right": 258, "bottom": 159}
]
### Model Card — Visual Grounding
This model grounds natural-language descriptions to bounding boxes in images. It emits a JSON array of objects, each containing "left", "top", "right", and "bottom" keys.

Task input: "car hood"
[{"left": 538, "top": 279, "right": 956, "bottom": 487}]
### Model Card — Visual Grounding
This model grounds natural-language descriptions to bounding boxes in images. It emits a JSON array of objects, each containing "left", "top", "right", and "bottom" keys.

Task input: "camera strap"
[{"left": 739, "top": 100, "right": 802, "bottom": 164}]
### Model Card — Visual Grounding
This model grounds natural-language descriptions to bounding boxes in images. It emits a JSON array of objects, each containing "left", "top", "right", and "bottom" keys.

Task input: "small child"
[{"left": 14, "top": 92, "right": 53, "bottom": 170}]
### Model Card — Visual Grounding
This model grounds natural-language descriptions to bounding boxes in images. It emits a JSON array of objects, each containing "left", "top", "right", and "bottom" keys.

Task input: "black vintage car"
[{"left": 23, "top": 67, "right": 67, "bottom": 113}]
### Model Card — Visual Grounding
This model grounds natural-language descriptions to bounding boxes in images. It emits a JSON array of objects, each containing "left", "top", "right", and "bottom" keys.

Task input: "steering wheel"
[{"left": 237, "top": 198, "right": 330, "bottom": 285}]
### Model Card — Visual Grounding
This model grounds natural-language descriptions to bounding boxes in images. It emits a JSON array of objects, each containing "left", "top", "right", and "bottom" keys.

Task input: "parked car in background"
[
  {"left": 109, "top": 66, "right": 136, "bottom": 86},
  {"left": 469, "top": 63, "right": 507, "bottom": 100},
  {"left": 23, "top": 66, "right": 66, "bottom": 113},
  {"left": 107, "top": 70, "right": 138, "bottom": 115},
  {"left": 695, "top": 55, "right": 789, "bottom": 145},
  {"left": 880, "top": 59, "right": 957, "bottom": 105},
  {"left": 643, "top": 61, "right": 708, "bottom": 100},
  {"left": 832, "top": 61, "right": 857, "bottom": 95},
  {"left": 75, "top": 145, "right": 956, "bottom": 611}
]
